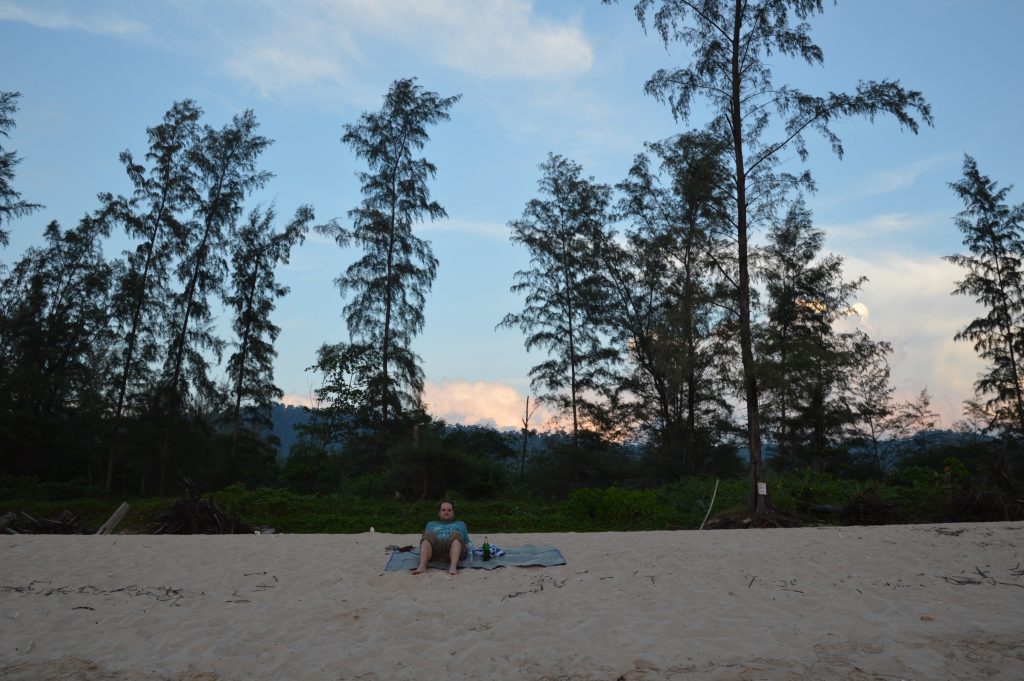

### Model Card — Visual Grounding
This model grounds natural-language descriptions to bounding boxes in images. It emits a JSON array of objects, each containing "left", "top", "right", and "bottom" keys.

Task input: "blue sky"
[{"left": 2, "top": 0, "right": 1022, "bottom": 431}]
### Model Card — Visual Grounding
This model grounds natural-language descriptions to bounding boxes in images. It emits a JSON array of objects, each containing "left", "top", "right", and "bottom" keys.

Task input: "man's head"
[{"left": 438, "top": 499, "right": 456, "bottom": 520}]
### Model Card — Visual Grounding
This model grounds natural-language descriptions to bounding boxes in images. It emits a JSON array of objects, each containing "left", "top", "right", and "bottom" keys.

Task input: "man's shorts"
[{"left": 421, "top": 529, "right": 467, "bottom": 562}]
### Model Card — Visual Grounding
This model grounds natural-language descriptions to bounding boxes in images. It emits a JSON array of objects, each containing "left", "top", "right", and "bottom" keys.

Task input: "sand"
[{"left": 1, "top": 522, "right": 1022, "bottom": 680}]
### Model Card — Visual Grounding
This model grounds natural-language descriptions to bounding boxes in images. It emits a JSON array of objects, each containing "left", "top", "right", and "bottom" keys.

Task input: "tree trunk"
[{"left": 732, "top": 0, "right": 769, "bottom": 515}]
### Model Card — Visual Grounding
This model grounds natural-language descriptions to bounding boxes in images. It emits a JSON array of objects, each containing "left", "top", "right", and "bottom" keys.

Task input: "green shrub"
[
  {"left": 568, "top": 487, "right": 670, "bottom": 527},
  {"left": 655, "top": 477, "right": 746, "bottom": 526}
]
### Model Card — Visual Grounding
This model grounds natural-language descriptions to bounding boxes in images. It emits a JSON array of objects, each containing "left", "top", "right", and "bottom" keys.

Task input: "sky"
[{"left": 1, "top": 0, "right": 1022, "bottom": 433}]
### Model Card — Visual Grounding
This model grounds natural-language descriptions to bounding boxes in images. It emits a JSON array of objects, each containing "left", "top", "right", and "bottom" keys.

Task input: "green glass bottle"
[{"left": 482, "top": 538, "right": 491, "bottom": 561}]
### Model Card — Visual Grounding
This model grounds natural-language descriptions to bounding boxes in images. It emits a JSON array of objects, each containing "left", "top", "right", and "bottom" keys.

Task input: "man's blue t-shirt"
[{"left": 424, "top": 520, "right": 471, "bottom": 545}]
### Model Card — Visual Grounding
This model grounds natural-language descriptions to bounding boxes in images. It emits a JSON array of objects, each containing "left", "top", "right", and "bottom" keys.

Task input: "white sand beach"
[{"left": 2, "top": 523, "right": 1022, "bottom": 680}]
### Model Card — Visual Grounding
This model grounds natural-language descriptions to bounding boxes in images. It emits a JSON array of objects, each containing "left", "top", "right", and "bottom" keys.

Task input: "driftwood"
[
  {"left": 2, "top": 510, "right": 93, "bottom": 534},
  {"left": 96, "top": 502, "right": 131, "bottom": 535},
  {"left": 699, "top": 479, "right": 720, "bottom": 530}
]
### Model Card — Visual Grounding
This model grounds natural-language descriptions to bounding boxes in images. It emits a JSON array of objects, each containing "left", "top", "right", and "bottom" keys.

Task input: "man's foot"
[
  {"left": 411, "top": 566, "right": 427, "bottom": 575},
  {"left": 448, "top": 566, "right": 458, "bottom": 576}
]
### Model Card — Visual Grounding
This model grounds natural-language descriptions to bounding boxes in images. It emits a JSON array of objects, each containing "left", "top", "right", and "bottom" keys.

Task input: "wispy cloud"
[
  {"left": 0, "top": 1, "right": 145, "bottom": 36},
  {"left": 1, "top": 1, "right": 593, "bottom": 102},
  {"left": 820, "top": 211, "right": 943, "bottom": 240},
  {"left": 420, "top": 217, "right": 508, "bottom": 240},
  {"left": 857, "top": 153, "right": 957, "bottom": 198}
]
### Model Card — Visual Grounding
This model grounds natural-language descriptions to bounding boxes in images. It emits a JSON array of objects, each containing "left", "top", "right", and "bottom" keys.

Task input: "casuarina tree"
[
  {"left": 612, "top": 0, "right": 933, "bottom": 515},
  {"left": 225, "top": 203, "right": 312, "bottom": 458},
  {"left": 500, "top": 154, "right": 617, "bottom": 482},
  {"left": 319, "top": 77, "right": 459, "bottom": 428},
  {"left": 158, "top": 109, "right": 272, "bottom": 494},
  {"left": 946, "top": 155, "right": 1024, "bottom": 435},
  {"left": 0, "top": 91, "right": 41, "bottom": 248},
  {"left": 609, "top": 133, "right": 736, "bottom": 474},
  {"left": 0, "top": 218, "right": 116, "bottom": 478},
  {"left": 100, "top": 100, "right": 203, "bottom": 492}
]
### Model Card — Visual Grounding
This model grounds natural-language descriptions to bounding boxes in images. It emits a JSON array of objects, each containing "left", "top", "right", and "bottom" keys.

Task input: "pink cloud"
[{"left": 280, "top": 392, "right": 316, "bottom": 409}]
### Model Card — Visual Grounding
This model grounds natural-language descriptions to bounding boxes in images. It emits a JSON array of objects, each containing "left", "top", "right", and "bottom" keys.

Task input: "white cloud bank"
[
  {"left": 843, "top": 253, "right": 986, "bottom": 429},
  {"left": 423, "top": 379, "right": 554, "bottom": 431}
]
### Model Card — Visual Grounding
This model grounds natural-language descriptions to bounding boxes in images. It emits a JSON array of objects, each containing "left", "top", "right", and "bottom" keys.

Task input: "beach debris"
[
  {"left": 385, "top": 545, "right": 414, "bottom": 553},
  {"left": 0, "top": 581, "right": 199, "bottom": 603},
  {"left": 150, "top": 481, "right": 253, "bottom": 534},
  {"left": 1, "top": 510, "right": 93, "bottom": 534},
  {"left": 502, "top": 574, "right": 566, "bottom": 600},
  {"left": 703, "top": 508, "right": 802, "bottom": 529},
  {"left": 939, "top": 564, "right": 1024, "bottom": 588}
]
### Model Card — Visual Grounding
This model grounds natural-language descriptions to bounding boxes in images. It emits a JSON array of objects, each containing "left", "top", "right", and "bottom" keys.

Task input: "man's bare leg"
[
  {"left": 448, "top": 538, "right": 463, "bottom": 576},
  {"left": 411, "top": 539, "right": 432, "bottom": 575}
]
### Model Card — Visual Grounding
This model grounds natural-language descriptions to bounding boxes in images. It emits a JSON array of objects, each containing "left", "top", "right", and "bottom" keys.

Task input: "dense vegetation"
[
  {"left": 2, "top": 2, "right": 1024, "bottom": 527},
  {"left": 4, "top": 457, "right": 1019, "bottom": 534}
]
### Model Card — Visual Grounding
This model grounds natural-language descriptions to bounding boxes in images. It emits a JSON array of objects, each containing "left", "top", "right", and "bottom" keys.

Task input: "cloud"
[
  {"left": 820, "top": 211, "right": 942, "bottom": 240},
  {"left": 223, "top": 46, "right": 351, "bottom": 101},
  {"left": 2, "top": 1, "right": 593, "bottom": 101},
  {"left": 334, "top": 0, "right": 592, "bottom": 80},
  {"left": 423, "top": 379, "right": 554, "bottom": 430},
  {"left": 857, "top": 154, "right": 957, "bottom": 197},
  {"left": 844, "top": 253, "right": 986, "bottom": 428},
  {"left": 417, "top": 0, "right": 592, "bottom": 79},
  {"left": 420, "top": 217, "right": 508, "bottom": 239},
  {"left": 280, "top": 392, "right": 316, "bottom": 409},
  {"left": 0, "top": 1, "right": 145, "bottom": 35}
]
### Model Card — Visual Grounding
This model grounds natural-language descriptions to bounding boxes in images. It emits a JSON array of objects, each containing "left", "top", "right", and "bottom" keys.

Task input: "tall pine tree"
[
  {"left": 609, "top": 133, "right": 735, "bottom": 474},
  {"left": 157, "top": 109, "right": 272, "bottom": 494},
  {"left": 0, "top": 91, "right": 41, "bottom": 249},
  {"left": 100, "top": 100, "right": 203, "bottom": 492},
  {"left": 319, "top": 78, "right": 459, "bottom": 428},
  {"left": 500, "top": 154, "right": 617, "bottom": 480},
  {"left": 0, "top": 218, "right": 115, "bottom": 479},
  {"left": 614, "top": 0, "right": 932, "bottom": 514},
  {"left": 945, "top": 155, "right": 1024, "bottom": 434},
  {"left": 225, "top": 203, "right": 312, "bottom": 458}
]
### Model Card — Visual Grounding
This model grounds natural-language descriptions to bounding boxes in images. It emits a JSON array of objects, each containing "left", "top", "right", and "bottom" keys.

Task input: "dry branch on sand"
[{"left": 1, "top": 510, "right": 92, "bottom": 534}]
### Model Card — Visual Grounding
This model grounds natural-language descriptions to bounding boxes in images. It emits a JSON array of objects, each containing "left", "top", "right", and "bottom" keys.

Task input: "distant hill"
[
  {"left": 270, "top": 403, "right": 310, "bottom": 459},
  {"left": 268, "top": 403, "right": 563, "bottom": 460}
]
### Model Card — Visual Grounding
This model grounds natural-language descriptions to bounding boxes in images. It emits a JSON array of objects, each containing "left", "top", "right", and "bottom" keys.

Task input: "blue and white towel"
[
  {"left": 385, "top": 544, "right": 565, "bottom": 571},
  {"left": 470, "top": 545, "right": 505, "bottom": 558}
]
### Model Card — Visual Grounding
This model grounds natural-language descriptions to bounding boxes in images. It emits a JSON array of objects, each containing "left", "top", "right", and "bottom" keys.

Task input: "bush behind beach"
[{"left": 3, "top": 466, "right": 1020, "bottom": 533}]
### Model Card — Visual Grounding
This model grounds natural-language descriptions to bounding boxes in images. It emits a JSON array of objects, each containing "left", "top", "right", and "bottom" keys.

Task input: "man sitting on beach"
[{"left": 412, "top": 499, "right": 471, "bottom": 576}]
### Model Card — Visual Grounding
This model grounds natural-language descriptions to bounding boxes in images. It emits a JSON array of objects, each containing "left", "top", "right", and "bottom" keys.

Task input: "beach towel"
[{"left": 385, "top": 544, "right": 565, "bottom": 571}]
